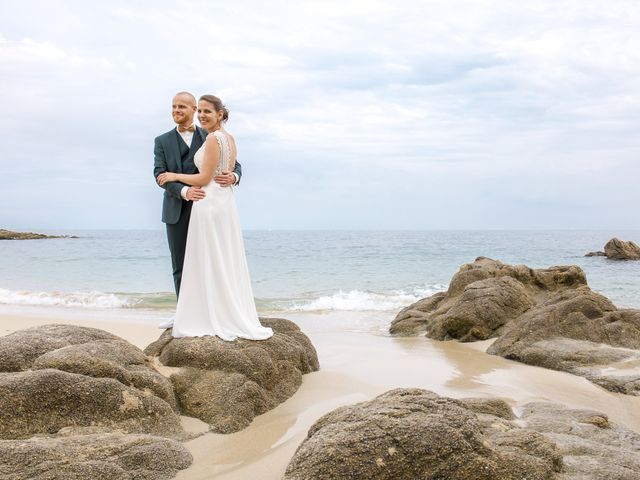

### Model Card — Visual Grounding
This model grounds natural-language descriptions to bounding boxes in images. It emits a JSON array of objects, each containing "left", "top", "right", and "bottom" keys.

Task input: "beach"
[{"left": 5, "top": 309, "right": 640, "bottom": 479}]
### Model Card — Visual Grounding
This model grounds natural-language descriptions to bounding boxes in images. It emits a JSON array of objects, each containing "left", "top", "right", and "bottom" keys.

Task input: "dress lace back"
[
  {"left": 213, "top": 130, "right": 236, "bottom": 175},
  {"left": 193, "top": 130, "right": 236, "bottom": 180}
]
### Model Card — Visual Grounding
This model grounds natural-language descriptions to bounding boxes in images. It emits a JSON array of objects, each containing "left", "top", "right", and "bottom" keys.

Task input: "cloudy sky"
[{"left": 1, "top": 0, "right": 639, "bottom": 230}]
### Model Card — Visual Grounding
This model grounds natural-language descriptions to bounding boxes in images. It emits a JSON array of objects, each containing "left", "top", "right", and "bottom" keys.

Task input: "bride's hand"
[{"left": 157, "top": 172, "right": 177, "bottom": 185}]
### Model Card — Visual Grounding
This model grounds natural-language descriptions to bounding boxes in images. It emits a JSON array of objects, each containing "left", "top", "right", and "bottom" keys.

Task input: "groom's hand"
[
  {"left": 186, "top": 187, "right": 206, "bottom": 201},
  {"left": 214, "top": 171, "right": 236, "bottom": 187}
]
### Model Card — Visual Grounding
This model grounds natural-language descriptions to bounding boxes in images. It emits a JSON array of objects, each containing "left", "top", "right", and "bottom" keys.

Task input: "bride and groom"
[{"left": 153, "top": 92, "right": 272, "bottom": 341}]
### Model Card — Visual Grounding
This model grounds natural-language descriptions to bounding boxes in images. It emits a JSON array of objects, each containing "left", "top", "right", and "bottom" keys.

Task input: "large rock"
[
  {"left": 0, "top": 433, "right": 192, "bottom": 480},
  {"left": 0, "top": 369, "right": 184, "bottom": 439},
  {"left": 0, "top": 324, "right": 177, "bottom": 409},
  {"left": 286, "top": 389, "right": 640, "bottom": 480},
  {"left": 144, "top": 317, "right": 319, "bottom": 433},
  {"left": 0, "top": 324, "right": 192, "bottom": 478},
  {"left": 390, "top": 257, "right": 587, "bottom": 340},
  {"left": 604, "top": 237, "right": 640, "bottom": 260},
  {"left": 520, "top": 403, "right": 640, "bottom": 479},
  {"left": 390, "top": 258, "right": 640, "bottom": 396},
  {"left": 285, "top": 388, "right": 562, "bottom": 480},
  {"left": 487, "top": 294, "right": 640, "bottom": 395},
  {"left": 0, "top": 326, "right": 185, "bottom": 437}
]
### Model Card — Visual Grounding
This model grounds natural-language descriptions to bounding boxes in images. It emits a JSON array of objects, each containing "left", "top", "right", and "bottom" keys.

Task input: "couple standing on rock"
[{"left": 153, "top": 91, "right": 272, "bottom": 341}]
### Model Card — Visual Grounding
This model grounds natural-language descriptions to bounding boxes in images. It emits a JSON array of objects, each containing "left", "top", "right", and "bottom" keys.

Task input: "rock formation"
[
  {"left": 603, "top": 237, "right": 640, "bottom": 260},
  {"left": 0, "top": 433, "right": 192, "bottom": 480},
  {"left": 585, "top": 237, "right": 640, "bottom": 260},
  {"left": 0, "top": 324, "right": 191, "bottom": 478},
  {"left": 390, "top": 257, "right": 640, "bottom": 395},
  {"left": 285, "top": 388, "right": 640, "bottom": 480},
  {"left": 0, "top": 229, "right": 77, "bottom": 240},
  {"left": 144, "top": 317, "right": 319, "bottom": 433}
]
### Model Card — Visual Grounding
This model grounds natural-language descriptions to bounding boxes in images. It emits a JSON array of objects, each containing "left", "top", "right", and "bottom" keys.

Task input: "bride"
[{"left": 157, "top": 95, "right": 273, "bottom": 341}]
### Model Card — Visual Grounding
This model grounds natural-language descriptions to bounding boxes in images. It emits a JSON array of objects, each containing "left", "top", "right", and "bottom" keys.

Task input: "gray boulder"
[
  {"left": 0, "top": 324, "right": 192, "bottom": 478},
  {"left": 487, "top": 294, "right": 640, "bottom": 395},
  {"left": 520, "top": 402, "right": 640, "bottom": 479},
  {"left": 285, "top": 388, "right": 561, "bottom": 480},
  {"left": 0, "top": 324, "right": 177, "bottom": 409},
  {"left": 286, "top": 389, "right": 640, "bottom": 480},
  {"left": 144, "top": 317, "right": 319, "bottom": 433},
  {"left": 0, "top": 368, "right": 184, "bottom": 439},
  {"left": 390, "top": 257, "right": 587, "bottom": 340},
  {"left": 604, "top": 237, "right": 640, "bottom": 260},
  {"left": 0, "top": 433, "right": 192, "bottom": 480},
  {"left": 391, "top": 258, "right": 640, "bottom": 396},
  {"left": 0, "top": 323, "right": 121, "bottom": 372}
]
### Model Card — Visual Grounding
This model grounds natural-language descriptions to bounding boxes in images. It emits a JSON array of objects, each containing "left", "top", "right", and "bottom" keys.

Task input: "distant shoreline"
[{"left": 0, "top": 229, "right": 78, "bottom": 240}]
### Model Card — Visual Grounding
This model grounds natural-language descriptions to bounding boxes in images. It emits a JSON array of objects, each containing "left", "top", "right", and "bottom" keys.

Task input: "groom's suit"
[{"left": 154, "top": 126, "right": 242, "bottom": 297}]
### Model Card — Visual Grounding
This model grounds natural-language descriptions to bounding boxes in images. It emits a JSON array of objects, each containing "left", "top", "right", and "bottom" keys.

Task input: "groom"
[{"left": 154, "top": 91, "right": 242, "bottom": 326}]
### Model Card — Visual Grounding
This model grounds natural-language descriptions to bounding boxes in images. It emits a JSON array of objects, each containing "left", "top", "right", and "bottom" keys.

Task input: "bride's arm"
[{"left": 157, "top": 135, "right": 219, "bottom": 187}]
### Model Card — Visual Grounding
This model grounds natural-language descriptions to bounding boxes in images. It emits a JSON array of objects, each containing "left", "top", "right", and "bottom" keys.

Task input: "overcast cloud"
[{"left": 1, "top": 0, "right": 639, "bottom": 230}]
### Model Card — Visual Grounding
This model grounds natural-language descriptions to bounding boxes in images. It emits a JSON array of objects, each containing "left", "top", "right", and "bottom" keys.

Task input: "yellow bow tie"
[{"left": 178, "top": 124, "right": 195, "bottom": 133}]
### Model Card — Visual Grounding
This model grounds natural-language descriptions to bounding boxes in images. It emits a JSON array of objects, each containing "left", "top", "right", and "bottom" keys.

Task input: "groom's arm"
[{"left": 154, "top": 136, "right": 187, "bottom": 199}]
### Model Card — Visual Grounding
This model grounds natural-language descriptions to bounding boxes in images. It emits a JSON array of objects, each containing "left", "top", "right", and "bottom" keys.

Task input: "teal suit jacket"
[{"left": 153, "top": 126, "right": 242, "bottom": 224}]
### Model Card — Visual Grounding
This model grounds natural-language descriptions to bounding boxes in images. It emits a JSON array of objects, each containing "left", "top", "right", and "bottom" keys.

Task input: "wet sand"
[{"left": 3, "top": 311, "right": 640, "bottom": 480}]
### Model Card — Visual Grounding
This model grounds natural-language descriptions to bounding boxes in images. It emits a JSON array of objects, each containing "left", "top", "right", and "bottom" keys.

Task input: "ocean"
[{"left": 1, "top": 230, "right": 638, "bottom": 329}]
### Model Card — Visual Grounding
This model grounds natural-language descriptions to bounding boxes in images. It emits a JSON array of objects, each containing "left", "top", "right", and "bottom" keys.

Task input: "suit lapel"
[
  {"left": 172, "top": 129, "right": 183, "bottom": 173},
  {"left": 190, "top": 128, "right": 202, "bottom": 151}
]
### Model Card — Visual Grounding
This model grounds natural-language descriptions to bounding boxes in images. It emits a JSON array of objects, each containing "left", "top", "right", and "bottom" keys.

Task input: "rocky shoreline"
[
  {"left": 2, "top": 252, "right": 640, "bottom": 479},
  {"left": 390, "top": 257, "right": 640, "bottom": 397},
  {"left": 0, "top": 229, "right": 77, "bottom": 240},
  {"left": 0, "top": 319, "right": 319, "bottom": 479}
]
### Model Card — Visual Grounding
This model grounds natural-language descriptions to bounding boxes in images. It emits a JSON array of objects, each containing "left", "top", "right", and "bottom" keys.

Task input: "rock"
[
  {"left": 585, "top": 251, "right": 606, "bottom": 257},
  {"left": 0, "top": 325, "right": 184, "bottom": 439},
  {"left": 520, "top": 402, "right": 640, "bottom": 479},
  {"left": 0, "top": 323, "right": 119, "bottom": 372},
  {"left": 390, "top": 257, "right": 586, "bottom": 340},
  {"left": 0, "top": 229, "right": 77, "bottom": 240},
  {"left": 604, "top": 237, "right": 640, "bottom": 260},
  {"left": 0, "top": 324, "right": 177, "bottom": 409},
  {"left": 487, "top": 297, "right": 640, "bottom": 395},
  {"left": 284, "top": 388, "right": 562, "bottom": 480},
  {"left": 391, "top": 258, "right": 640, "bottom": 396},
  {"left": 0, "top": 324, "right": 191, "bottom": 479},
  {"left": 0, "top": 369, "right": 184, "bottom": 439},
  {"left": 144, "top": 317, "right": 319, "bottom": 433},
  {"left": 286, "top": 389, "right": 640, "bottom": 480},
  {"left": 0, "top": 433, "right": 192, "bottom": 480}
]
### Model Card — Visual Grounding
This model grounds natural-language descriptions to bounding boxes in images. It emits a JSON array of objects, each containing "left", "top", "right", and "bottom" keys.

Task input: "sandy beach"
[{"left": 3, "top": 310, "right": 640, "bottom": 479}]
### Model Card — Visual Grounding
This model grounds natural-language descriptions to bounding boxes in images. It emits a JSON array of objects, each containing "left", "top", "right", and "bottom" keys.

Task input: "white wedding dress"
[{"left": 172, "top": 130, "right": 273, "bottom": 341}]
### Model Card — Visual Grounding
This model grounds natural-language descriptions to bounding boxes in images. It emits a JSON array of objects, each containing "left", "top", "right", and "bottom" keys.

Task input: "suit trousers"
[{"left": 166, "top": 200, "right": 193, "bottom": 298}]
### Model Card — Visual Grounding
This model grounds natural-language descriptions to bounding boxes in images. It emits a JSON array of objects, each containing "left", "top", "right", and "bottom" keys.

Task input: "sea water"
[{"left": 1, "top": 230, "right": 638, "bottom": 326}]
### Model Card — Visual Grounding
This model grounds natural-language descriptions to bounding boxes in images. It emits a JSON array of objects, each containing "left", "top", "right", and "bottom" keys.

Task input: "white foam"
[
  {"left": 290, "top": 285, "right": 446, "bottom": 312},
  {"left": 0, "top": 288, "right": 139, "bottom": 309},
  {"left": 0, "top": 284, "right": 447, "bottom": 313}
]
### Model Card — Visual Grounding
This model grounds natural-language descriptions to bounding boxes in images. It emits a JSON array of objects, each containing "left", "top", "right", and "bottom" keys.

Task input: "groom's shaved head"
[
  {"left": 173, "top": 91, "right": 196, "bottom": 105},
  {"left": 172, "top": 91, "right": 197, "bottom": 126}
]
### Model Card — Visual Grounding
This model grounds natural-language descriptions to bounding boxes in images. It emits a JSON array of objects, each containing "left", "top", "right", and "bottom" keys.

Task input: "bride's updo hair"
[{"left": 200, "top": 94, "right": 229, "bottom": 122}]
